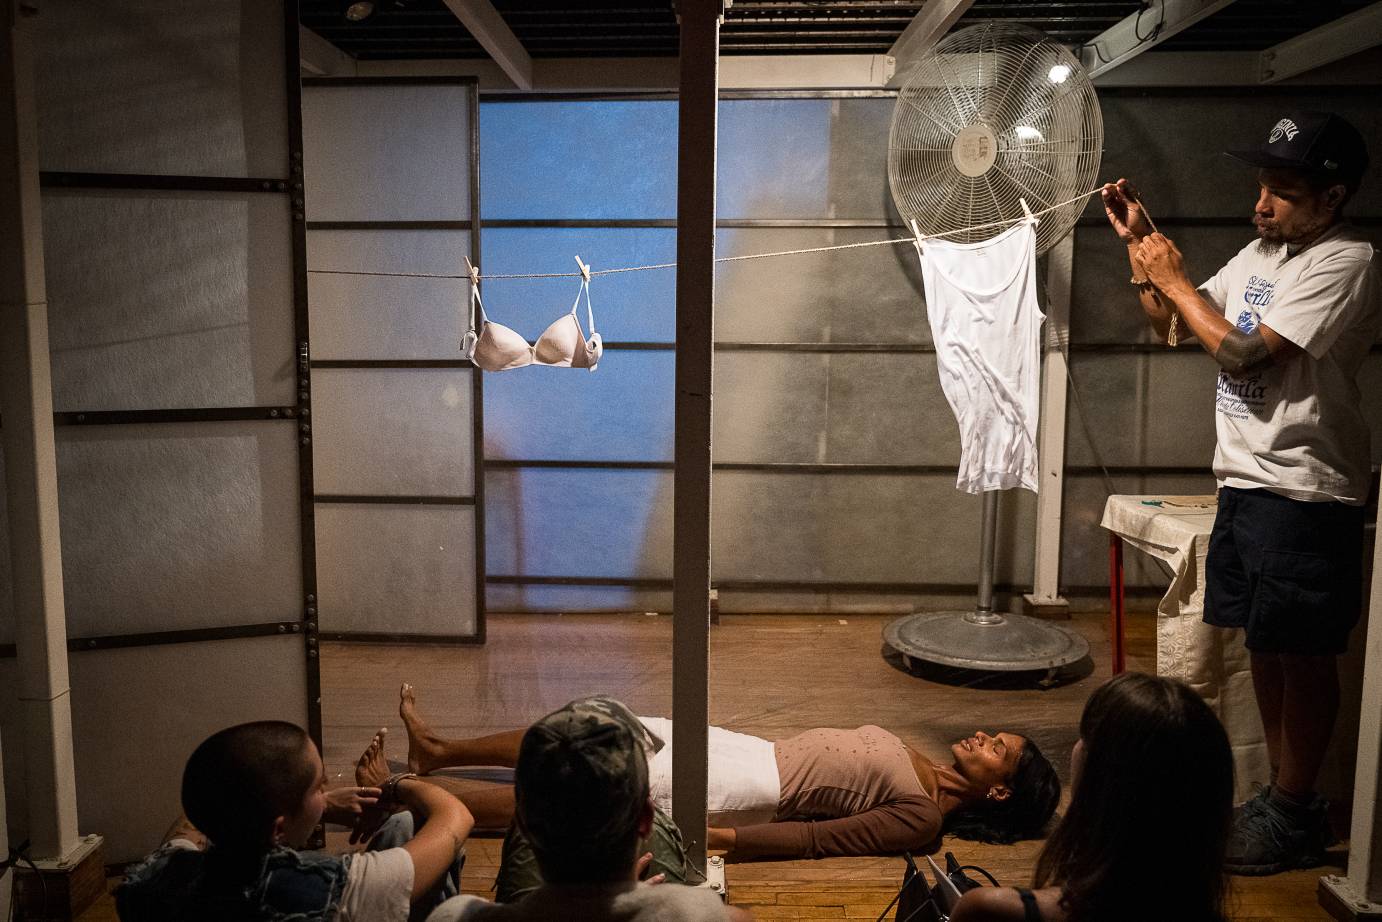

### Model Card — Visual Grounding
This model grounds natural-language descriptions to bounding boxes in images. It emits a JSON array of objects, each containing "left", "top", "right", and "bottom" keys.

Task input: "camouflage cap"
[{"left": 514, "top": 696, "right": 656, "bottom": 856}]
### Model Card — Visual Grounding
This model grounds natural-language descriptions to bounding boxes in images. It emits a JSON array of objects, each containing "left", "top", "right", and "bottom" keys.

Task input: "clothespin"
[
  {"left": 574, "top": 255, "right": 591, "bottom": 283},
  {"left": 1018, "top": 198, "right": 1036, "bottom": 223},
  {"left": 463, "top": 255, "right": 481, "bottom": 287},
  {"left": 909, "top": 218, "right": 926, "bottom": 252}
]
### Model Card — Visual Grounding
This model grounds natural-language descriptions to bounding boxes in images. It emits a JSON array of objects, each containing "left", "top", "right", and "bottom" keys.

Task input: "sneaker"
[
  {"left": 1224, "top": 793, "right": 1331, "bottom": 876},
  {"left": 1233, "top": 783, "right": 1272, "bottom": 825}
]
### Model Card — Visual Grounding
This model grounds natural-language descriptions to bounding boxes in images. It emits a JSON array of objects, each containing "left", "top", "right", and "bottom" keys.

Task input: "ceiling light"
[{"left": 345, "top": 1, "right": 375, "bottom": 22}]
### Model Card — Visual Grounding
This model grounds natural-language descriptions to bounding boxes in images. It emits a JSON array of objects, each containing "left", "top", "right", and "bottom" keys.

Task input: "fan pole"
[
  {"left": 882, "top": 486, "right": 1088, "bottom": 675},
  {"left": 972, "top": 490, "right": 1001, "bottom": 623}
]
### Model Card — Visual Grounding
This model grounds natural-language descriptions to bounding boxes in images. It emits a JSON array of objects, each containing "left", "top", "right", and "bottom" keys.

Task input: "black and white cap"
[{"left": 1226, "top": 110, "right": 1369, "bottom": 183}]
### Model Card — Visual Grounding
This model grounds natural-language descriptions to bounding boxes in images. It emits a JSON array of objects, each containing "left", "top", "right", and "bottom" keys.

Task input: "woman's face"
[
  {"left": 951, "top": 730, "right": 1026, "bottom": 794},
  {"left": 278, "top": 740, "right": 329, "bottom": 848}
]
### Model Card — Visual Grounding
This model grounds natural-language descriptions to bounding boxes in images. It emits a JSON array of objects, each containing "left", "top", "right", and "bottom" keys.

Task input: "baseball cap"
[
  {"left": 1226, "top": 111, "right": 1369, "bottom": 184},
  {"left": 514, "top": 696, "right": 656, "bottom": 855}
]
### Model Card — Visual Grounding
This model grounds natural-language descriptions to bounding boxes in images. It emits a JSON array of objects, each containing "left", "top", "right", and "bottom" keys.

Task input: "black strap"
[{"left": 1016, "top": 888, "right": 1043, "bottom": 922}]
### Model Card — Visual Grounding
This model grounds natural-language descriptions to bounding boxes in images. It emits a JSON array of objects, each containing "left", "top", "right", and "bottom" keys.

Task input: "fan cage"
[{"left": 888, "top": 22, "right": 1103, "bottom": 256}]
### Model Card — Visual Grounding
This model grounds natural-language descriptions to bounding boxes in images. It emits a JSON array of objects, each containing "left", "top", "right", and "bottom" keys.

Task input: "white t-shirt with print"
[{"left": 1197, "top": 222, "right": 1382, "bottom": 505}]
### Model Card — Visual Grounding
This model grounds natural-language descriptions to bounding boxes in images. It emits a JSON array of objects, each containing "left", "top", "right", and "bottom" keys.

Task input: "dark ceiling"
[{"left": 299, "top": 1, "right": 1374, "bottom": 61}]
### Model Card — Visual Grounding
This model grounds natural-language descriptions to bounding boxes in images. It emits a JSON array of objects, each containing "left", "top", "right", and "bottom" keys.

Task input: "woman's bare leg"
[{"left": 399, "top": 682, "right": 527, "bottom": 774}]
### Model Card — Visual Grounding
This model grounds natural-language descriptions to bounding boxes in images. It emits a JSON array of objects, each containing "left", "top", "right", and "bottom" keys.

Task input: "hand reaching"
[
  {"left": 323, "top": 785, "right": 382, "bottom": 828},
  {"left": 1101, "top": 178, "right": 1153, "bottom": 242}
]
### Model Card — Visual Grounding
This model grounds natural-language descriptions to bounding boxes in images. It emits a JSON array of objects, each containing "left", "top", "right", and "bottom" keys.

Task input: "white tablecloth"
[{"left": 1101, "top": 494, "right": 1269, "bottom": 803}]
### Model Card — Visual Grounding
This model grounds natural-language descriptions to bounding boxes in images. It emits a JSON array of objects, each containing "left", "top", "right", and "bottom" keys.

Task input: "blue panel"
[
  {"left": 485, "top": 469, "right": 672, "bottom": 577},
  {"left": 484, "top": 351, "right": 674, "bottom": 463},
  {"left": 480, "top": 227, "right": 676, "bottom": 342},
  {"left": 481, "top": 101, "right": 678, "bottom": 219},
  {"left": 486, "top": 585, "right": 672, "bottom": 614}
]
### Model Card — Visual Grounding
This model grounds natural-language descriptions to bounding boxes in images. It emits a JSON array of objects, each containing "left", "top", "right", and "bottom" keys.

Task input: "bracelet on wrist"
[{"left": 380, "top": 772, "right": 418, "bottom": 808}]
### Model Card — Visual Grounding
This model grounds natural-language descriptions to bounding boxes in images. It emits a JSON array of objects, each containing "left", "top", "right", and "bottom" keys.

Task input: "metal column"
[{"left": 672, "top": 0, "right": 724, "bottom": 872}]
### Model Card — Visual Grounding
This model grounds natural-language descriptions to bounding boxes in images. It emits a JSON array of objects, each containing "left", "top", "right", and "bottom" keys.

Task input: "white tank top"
[{"left": 915, "top": 220, "right": 1043, "bottom": 493}]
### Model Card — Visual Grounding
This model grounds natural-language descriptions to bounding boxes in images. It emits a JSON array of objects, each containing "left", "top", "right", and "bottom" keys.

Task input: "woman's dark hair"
[
  {"left": 1034, "top": 672, "right": 1232, "bottom": 922},
  {"left": 182, "top": 721, "right": 317, "bottom": 853},
  {"left": 945, "top": 736, "right": 1061, "bottom": 845}
]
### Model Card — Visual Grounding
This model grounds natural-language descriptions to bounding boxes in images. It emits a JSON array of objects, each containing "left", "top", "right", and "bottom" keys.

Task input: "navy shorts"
[{"left": 1204, "top": 487, "right": 1366, "bottom": 655}]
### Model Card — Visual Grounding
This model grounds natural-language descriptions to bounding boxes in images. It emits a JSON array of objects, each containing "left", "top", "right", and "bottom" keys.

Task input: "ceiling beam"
[
  {"left": 299, "top": 25, "right": 355, "bottom": 77},
  {"left": 887, "top": 0, "right": 977, "bottom": 83},
  {"left": 1080, "top": 0, "right": 1239, "bottom": 79},
  {"left": 1257, "top": 1, "right": 1382, "bottom": 83},
  {"left": 440, "top": 0, "right": 532, "bottom": 91}
]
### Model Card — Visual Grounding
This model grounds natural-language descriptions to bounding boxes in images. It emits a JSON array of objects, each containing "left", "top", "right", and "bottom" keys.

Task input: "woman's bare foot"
[
  {"left": 356, "top": 728, "right": 391, "bottom": 788},
  {"left": 399, "top": 682, "right": 448, "bottom": 775}
]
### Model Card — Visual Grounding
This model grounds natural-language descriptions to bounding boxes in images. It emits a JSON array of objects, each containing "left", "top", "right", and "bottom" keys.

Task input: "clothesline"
[{"left": 306, "top": 185, "right": 1107, "bottom": 282}]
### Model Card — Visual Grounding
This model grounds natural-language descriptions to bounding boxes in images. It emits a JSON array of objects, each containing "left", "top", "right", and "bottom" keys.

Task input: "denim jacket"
[{"left": 116, "top": 842, "right": 351, "bottom": 922}]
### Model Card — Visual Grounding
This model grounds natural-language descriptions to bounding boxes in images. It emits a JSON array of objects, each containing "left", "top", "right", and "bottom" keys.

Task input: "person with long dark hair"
[
  {"left": 950, "top": 672, "right": 1234, "bottom": 922},
  {"left": 395, "top": 685, "right": 1060, "bottom": 861}
]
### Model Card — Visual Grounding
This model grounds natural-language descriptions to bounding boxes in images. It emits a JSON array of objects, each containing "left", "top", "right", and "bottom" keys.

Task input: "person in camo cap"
[{"left": 426, "top": 697, "right": 751, "bottom": 922}]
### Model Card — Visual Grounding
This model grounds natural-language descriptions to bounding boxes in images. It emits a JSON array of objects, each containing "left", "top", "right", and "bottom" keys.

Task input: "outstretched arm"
[
  {"left": 714, "top": 798, "right": 941, "bottom": 862},
  {"left": 1136, "top": 233, "right": 1303, "bottom": 374}
]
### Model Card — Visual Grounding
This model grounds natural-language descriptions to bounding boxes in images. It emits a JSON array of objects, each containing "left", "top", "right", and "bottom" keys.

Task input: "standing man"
[{"left": 1102, "top": 110, "right": 1380, "bottom": 875}]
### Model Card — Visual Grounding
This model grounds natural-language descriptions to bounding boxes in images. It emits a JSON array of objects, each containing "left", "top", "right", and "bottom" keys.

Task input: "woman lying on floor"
[{"left": 394, "top": 684, "right": 1060, "bottom": 862}]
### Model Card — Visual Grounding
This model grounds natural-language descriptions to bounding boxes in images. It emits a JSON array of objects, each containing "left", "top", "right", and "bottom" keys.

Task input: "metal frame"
[{"left": 299, "top": 74, "right": 487, "bottom": 647}]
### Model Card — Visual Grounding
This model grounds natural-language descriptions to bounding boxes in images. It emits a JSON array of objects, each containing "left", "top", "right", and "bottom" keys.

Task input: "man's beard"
[{"left": 1254, "top": 236, "right": 1284, "bottom": 257}]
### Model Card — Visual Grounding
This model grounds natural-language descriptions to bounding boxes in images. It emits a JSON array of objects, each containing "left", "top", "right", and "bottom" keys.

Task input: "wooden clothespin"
[
  {"left": 1018, "top": 198, "right": 1036, "bottom": 223},
  {"left": 909, "top": 218, "right": 925, "bottom": 247},
  {"left": 574, "top": 255, "right": 591, "bottom": 283},
  {"left": 463, "top": 255, "right": 481, "bottom": 287}
]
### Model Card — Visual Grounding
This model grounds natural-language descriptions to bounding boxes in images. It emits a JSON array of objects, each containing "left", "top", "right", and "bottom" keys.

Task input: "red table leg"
[{"left": 1109, "top": 533, "right": 1126, "bottom": 674}]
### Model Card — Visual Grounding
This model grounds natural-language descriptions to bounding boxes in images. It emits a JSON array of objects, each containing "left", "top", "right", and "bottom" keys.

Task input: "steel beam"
[
  {"left": 299, "top": 25, "right": 355, "bottom": 77},
  {"left": 887, "top": 0, "right": 976, "bottom": 83},
  {"left": 1258, "top": 2, "right": 1382, "bottom": 84},
  {"left": 441, "top": 0, "right": 532, "bottom": 90},
  {"left": 1080, "top": 0, "right": 1240, "bottom": 79}
]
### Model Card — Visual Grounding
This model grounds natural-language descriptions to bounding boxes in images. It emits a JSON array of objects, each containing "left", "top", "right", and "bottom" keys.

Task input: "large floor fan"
[{"left": 883, "top": 22, "right": 1100, "bottom": 676}]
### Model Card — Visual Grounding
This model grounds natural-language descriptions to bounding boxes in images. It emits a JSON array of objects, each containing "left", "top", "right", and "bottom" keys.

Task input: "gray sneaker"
[{"left": 1225, "top": 793, "right": 1331, "bottom": 876}]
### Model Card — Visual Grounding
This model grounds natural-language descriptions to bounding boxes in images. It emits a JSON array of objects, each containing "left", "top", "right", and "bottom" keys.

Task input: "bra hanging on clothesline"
[{"left": 461, "top": 257, "right": 603, "bottom": 372}]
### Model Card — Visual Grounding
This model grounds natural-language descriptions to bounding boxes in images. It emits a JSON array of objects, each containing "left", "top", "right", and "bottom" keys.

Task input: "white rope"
[{"left": 306, "top": 185, "right": 1106, "bottom": 282}]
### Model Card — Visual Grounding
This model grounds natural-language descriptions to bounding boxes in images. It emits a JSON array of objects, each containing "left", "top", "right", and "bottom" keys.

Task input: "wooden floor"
[{"left": 80, "top": 610, "right": 1341, "bottom": 921}]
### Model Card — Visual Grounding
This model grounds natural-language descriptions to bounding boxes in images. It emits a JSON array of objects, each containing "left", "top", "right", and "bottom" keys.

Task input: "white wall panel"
[
  {"left": 36, "top": 0, "right": 288, "bottom": 176},
  {"left": 303, "top": 84, "right": 472, "bottom": 221},
  {"left": 42, "top": 191, "right": 295, "bottom": 411},
  {"left": 313, "top": 369, "right": 475, "bottom": 497},
  {"left": 307, "top": 229, "right": 471, "bottom": 361},
  {"left": 315, "top": 505, "right": 477, "bottom": 635},
  {"left": 56, "top": 424, "right": 302, "bottom": 637},
  {"left": 715, "top": 227, "right": 928, "bottom": 345}
]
